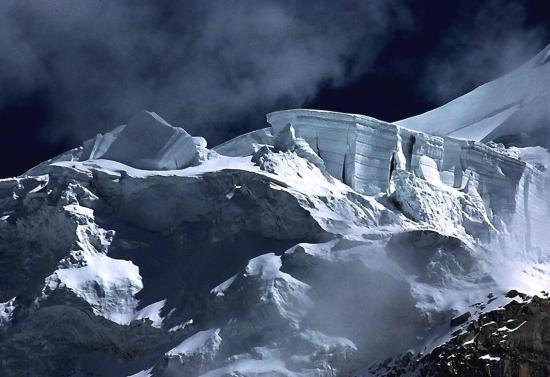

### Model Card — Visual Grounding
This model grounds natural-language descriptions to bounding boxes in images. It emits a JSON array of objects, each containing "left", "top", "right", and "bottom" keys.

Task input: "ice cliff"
[
  {"left": 220, "top": 108, "right": 549, "bottom": 250},
  {"left": 1, "top": 48, "right": 550, "bottom": 377}
]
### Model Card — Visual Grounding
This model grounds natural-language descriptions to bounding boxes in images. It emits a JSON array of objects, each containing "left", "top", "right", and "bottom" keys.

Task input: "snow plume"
[
  {"left": 420, "top": 0, "right": 549, "bottom": 104},
  {"left": 278, "top": 240, "right": 433, "bottom": 366},
  {"left": 0, "top": 0, "right": 411, "bottom": 144}
]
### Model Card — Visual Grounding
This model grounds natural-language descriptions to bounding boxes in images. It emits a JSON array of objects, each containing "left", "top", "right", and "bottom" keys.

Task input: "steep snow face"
[
  {"left": 163, "top": 328, "right": 222, "bottom": 375},
  {"left": 397, "top": 44, "right": 550, "bottom": 147},
  {"left": 1, "top": 104, "right": 549, "bottom": 377}
]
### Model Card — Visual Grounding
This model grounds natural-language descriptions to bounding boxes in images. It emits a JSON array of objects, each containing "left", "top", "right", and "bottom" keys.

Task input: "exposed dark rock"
[
  {"left": 506, "top": 289, "right": 530, "bottom": 301},
  {"left": 367, "top": 293, "right": 550, "bottom": 377},
  {"left": 450, "top": 311, "right": 471, "bottom": 327}
]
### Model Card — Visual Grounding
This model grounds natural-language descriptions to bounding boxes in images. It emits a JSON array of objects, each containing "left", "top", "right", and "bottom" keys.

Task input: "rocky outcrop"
[
  {"left": 424, "top": 294, "right": 550, "bottom": 377},
  {"left": 369, "top": 292, "right": 550, "bottom": 377}
]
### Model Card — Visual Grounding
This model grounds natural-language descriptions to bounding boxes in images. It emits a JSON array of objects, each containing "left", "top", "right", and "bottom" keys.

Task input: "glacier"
[{"left": 1, "top": 50, "right": 550, "bottom": 377}]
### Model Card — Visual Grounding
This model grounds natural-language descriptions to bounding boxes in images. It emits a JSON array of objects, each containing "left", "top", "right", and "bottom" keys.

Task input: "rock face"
[
  {"left": 426, "top": 295, "right": 550, "bottom": 377},
  {"left": 2, "top": 46, "right": 550, "bottom": 377},
  {"left": 369, "top": 292, "right": 550, "bottom": 377}
]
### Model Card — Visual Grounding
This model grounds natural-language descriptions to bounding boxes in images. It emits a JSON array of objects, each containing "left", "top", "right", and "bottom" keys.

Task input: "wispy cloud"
[
  {"left": 419, "top": 0, "right": 548, "bottom": 104},
  {"left": 0, "top": 0, "right": 412, "bottom": 145}
]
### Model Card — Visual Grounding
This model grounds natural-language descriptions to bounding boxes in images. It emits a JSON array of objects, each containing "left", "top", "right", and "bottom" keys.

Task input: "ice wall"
[
  {"left": 508, "top": 168, "right": 550, "bottom": 254},
  {"left": 267, "top": 110, "right": 400, "bottom": 195},
  {"left": 266, "top": 109, "right": 550, "bottom": 247}
]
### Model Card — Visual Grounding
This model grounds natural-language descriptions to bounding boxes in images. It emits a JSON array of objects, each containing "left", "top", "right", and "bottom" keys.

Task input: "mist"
[
  {"left": 419, "top": 0, "right": 549, "bottom": 104},
  {"left": 0, "top": 0, "right": 411, "bottom": 145}
]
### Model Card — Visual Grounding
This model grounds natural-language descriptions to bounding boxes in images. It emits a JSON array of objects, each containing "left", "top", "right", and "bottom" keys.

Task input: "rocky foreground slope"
[
  {"left": 369, "top": 291, "right": 550, "bottom": 377},
  {"left": 1, "top": 48, "right": 550, "bottom": 377}
]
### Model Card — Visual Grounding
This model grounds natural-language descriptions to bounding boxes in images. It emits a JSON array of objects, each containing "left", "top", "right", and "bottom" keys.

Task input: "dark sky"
[{"left": 1, "top": 0, "right": 550, "bottom": 177}]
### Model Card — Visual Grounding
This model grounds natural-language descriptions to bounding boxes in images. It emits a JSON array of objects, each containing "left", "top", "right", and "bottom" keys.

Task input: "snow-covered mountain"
[{"left": 1, "top": 47, "right": 550, "bottom": 377}]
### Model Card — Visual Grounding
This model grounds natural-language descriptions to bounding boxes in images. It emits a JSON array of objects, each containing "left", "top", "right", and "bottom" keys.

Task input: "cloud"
[
  {"left": 0, "top": 0, "right": 412, "bottom": 145},
  {"left": 419, "top": 0, "right": 549, "bottom": 104}
]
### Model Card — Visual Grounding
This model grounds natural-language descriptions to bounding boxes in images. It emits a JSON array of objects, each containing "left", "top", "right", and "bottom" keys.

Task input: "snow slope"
[{"left": 397, "top": 44, "right": 550, "bottom": 147}]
